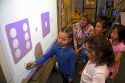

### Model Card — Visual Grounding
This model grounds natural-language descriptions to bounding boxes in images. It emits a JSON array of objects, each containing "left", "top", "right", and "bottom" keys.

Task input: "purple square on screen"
[
  {"left": 41, "top": 12, "right": 50, "bottom": 37},
  {"left": 5, "top": 18, "right": 32, "bottom": 64}
]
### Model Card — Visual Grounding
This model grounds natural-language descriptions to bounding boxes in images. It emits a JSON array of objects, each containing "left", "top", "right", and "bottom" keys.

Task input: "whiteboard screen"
[{"left": 0, "top": 0, "right": 57, "bottom": 83}]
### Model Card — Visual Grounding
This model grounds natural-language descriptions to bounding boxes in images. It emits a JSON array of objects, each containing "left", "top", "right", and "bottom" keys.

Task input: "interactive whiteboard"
[{"left": 0, "top": 0, "right": 57, "bottom": 83}]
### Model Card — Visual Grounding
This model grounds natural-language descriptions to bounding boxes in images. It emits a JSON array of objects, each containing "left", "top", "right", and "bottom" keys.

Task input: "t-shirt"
[
  {"left": 112, "top": 42, "right": 125, "bottom": 52},
  {"left": 109, "top": 40, "right": 125, "bottom": 79},
  {"left": 80, "top": 61, "right": 109, "bottom": 83}
]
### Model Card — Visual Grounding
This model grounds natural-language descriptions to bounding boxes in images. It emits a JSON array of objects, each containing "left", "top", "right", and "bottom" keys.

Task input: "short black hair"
[{"left": 111, "top": 24, "right": 125, "bottom": 42}]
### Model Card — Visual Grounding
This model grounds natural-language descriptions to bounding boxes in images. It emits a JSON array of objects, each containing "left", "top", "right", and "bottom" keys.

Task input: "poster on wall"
[
  {"left": 41, "top": 12, "right": 50, "bottom": 37},
  {"left": 121, "top": 12, "right": 125, "bottom": 26},
  {"left": 84, "top": 0, "right": 97, "bottom": 8},
  {"left": 5, "top": 18, "right": 32, "bottom": 64}
]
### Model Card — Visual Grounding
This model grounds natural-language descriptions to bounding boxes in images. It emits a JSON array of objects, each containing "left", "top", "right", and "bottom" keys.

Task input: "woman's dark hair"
[
  {"left": 86, "top": 35, "right": 115, "bottom": 67},
  {"left": 60, "top": 27, "right": 73, "bottom": 45},
  {"left": 110, "top": 24, "right": 125, "bottom": 42}
]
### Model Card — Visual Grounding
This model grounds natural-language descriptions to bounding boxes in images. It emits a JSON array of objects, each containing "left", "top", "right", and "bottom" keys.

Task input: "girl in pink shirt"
[{"left": 109, "top": 24, "right": 125, "bottom": 79}]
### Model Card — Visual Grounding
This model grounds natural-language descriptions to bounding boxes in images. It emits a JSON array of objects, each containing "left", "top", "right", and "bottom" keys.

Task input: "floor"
[
  {"left": 47, "top": 54, "right": 125, "bottom": 83},
  {"left": 47, "top": 63, "right": 86, "bottom": 83},
  {"left": 113, "top": 54, "right": 125, "bottom": 83}
]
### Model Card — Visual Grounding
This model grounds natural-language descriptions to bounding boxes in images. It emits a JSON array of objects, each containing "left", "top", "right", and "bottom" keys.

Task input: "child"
[
  {"left": 80, "top": 35, "right": 115, "bottom": 83},
  {"left": 26, "top": 27, "right": 75, "bottom": 83},
  {"left": 109, "top": 24, "right": 125, "bottom": 79},
  {"left": 90, "top": 19, "right": 107, "bottom": 37},
  {"left": 79, "top": 19, "right": 107, "bottom": 75},
  {"left": 95, "top": 19, "right": 107, "bottom": 35}
]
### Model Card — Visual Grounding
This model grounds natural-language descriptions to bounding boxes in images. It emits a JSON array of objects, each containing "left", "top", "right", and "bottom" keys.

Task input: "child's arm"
[
  {"left": 89, "top": 29, "right": 95, "bottom": 37},
  {"left": 26, "top": 50, "right": 55, "bottom": 69},
  {"left": 77, "top": 46, "right": 83, "bottom": 53},
  {"left": 115, "top": 51, "right": 124, "bottom": 63},
  {"left": 73, "top": 39, "right": 79, "bottom": 54},
  {"left": 26, "top": 44, "right": 56, "bottom": 69},
  {"left": 35, "top": 46, "right": 56, "bottom": 65},
  {"left": 77, "top": 48, "right": 82, "bottom": 52},
  {"left": 77, "top": 43, "right": 85, "bottom": 52}
]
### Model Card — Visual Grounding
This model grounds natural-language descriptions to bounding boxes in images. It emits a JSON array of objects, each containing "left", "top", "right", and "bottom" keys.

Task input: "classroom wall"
[
  {"left": 0, "top": 0, "right": 58, "bottom": 83},
  {"left": 75, "top": 0, "right": 83, "bottom": 13}
]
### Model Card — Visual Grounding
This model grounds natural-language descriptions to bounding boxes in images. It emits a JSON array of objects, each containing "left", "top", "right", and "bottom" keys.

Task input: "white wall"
[{"left": 0, "top": 0, "right": 57, "bottom": 83}]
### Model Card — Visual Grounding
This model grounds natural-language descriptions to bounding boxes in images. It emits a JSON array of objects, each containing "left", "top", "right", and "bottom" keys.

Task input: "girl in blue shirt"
[{"left": 26, "top": 27, "right": 75, "bottom": 83}]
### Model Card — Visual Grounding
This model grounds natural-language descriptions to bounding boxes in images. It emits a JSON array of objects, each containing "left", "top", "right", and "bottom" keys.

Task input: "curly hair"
[{"left": 86, "top": 35, "right": 115, "bottom": 67}]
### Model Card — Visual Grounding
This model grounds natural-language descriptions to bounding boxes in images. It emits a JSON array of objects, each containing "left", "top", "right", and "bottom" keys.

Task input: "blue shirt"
[{"left": 35, "top": 43, "right": 75, "bottom": 79}]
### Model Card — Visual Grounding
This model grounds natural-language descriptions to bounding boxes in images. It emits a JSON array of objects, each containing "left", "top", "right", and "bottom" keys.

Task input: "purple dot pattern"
[{"left": 5, "top": 18, "right": 32, "bottom": 64}]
